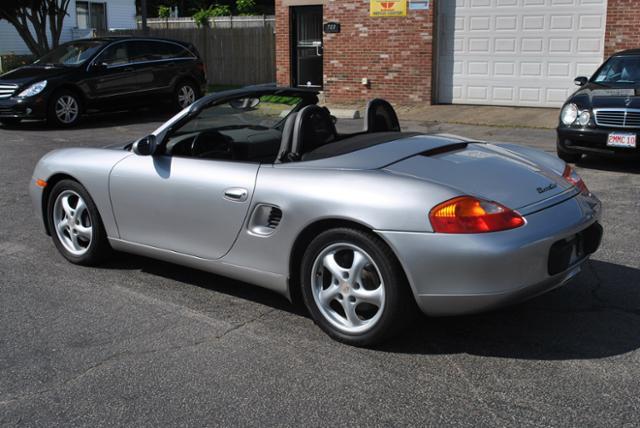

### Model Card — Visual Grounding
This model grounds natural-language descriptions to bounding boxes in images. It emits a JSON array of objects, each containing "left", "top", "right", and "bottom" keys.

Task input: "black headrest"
[
  {"left": 291, "top": 105, "right": 338, "bottom": 160},
  {"left": 363, "top": 99, "right": 401, "bottom": 133},
  {"left": 275, "top": 112, "right": 298, "bottom": 163}
]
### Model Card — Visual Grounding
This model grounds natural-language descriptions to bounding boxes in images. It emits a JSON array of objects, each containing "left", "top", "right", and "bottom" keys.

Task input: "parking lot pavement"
[{"left": 1, "top": 113, "right": 639, "bottom": 427}]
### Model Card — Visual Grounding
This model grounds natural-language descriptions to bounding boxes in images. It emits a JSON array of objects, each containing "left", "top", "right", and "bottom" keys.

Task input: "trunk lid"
[{"left": 384, "top": 142, "right": 574, "bottom": 210}]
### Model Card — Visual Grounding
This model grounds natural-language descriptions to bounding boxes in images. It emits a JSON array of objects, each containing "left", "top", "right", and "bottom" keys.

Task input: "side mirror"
[
  {"left": 90, "top": 62, "right": 107, "bottom": 71},
  {"left": 132, "top": 134, "right": 157, "bottom": 156},
  {"left": 574, "top": 76, "right": 588, "bottom": 86}
]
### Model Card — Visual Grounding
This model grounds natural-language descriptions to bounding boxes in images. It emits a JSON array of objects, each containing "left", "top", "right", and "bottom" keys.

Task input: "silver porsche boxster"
[{"left": 30, "top": 86, "right": 603, "bottom": 346}]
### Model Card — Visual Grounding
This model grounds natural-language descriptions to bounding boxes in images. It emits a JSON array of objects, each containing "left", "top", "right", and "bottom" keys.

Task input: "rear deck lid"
[{"left": 384, "top": 142, "right": 574, "bottom": 210}]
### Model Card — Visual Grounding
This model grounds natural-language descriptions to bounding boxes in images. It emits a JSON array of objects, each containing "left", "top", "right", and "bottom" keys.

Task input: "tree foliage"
[
  {"left": 236, "top": 0, "right": 256, "bottom": 15},
  {"left": 139, "top": 0, "right": 273, "bottom": 18},
  {"left": 0, "top": 0, "right": 72, "bottom": 57}
]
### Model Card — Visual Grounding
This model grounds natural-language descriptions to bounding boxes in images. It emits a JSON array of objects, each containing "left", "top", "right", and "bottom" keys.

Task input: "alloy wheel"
[
  {"left": 311, "top": 243, "right": 386, "bottom": 334},
  {"left": 55, "top": 95, "right": 79, "bottom": 124},
  {"left": 178, "top": 85, "right": 196, "bottom": 108},
  {"left": 52, "top": 190, "right": 93, "bottom": 256}
]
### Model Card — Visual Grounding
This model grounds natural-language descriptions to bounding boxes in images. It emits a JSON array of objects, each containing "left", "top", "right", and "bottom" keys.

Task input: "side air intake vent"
[
  {"left": 267, "top": 207, "right": 283, "bottom": 229},
  {"left": 248, "top": 204, "right": 283, "bottom": 236}
]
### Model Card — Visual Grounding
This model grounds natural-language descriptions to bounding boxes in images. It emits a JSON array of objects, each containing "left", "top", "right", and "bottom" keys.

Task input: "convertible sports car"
[{"left": 30, "top": 86, "right": 603, "bottom": 346}]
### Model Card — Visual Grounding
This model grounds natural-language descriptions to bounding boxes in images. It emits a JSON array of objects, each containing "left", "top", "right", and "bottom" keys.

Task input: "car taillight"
[
  {"left": 197, "top": 62, "right": 206, "bottom": 75},
  {"left": 429, "top": 196, "right": 525, "bottom": 234},
  {"left": 562, "top": 165, "right": 589, "bottom": 194}
]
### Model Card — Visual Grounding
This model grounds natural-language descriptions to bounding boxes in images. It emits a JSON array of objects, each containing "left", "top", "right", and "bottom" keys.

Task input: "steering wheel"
[{"left": 190, "top": 130, "right": 234, "bottom": 159}]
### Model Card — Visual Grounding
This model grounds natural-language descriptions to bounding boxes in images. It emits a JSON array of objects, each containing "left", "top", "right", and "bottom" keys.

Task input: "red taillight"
[
  {"left": 562, "top": 165, "right": 589, "bottom": 194},
  {"left": 429, "top": 196, "right": 525, "bottom": 234}
]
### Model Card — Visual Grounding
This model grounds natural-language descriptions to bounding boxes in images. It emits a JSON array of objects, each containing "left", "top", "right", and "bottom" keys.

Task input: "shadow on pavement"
[
  {"left": 383, "top": 260, "right": 640, "bottom": 360},
  {"left": 100, "top": 252, "right": 302, "bottom": 315},
  {"left": 578, "top": 155, "right": 640, "bottom": 174},
  {"left": 101, "top": 252, "right": 640, "bottom": 360}
]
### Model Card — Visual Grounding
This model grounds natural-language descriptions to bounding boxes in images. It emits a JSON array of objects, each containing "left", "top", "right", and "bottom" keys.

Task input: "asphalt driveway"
[{"left": 1, "top": 112, "right": 639, "bottom": 427}]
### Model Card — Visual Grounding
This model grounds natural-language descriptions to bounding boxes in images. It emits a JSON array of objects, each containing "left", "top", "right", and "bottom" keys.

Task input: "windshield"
[
  {"left": 177, "top": 94, "right": 304, "bottom": 134},
  {"left": 35, "top": 41, "right": 106, "bottom": 67},
  {"left": 593, "top": 55, "right": 640, "bottom": 84}
]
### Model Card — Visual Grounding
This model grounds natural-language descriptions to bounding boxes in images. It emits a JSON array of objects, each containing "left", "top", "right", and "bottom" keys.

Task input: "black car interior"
[{"left": 165, "top": 93, "right": 404, "bottom": 164}]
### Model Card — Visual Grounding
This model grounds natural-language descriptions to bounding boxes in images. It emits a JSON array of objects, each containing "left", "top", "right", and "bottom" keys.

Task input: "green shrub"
[
  {"left": 236, "top": 0, "right": 256, "bottom": 15},
  {"left": 158, "top": 5, "right": 171, "bottom": 19},
  {"left": 210, "top": 4, "right": 231, "bottom": 16},
  {"left": 192, "top": 4, "right": 231, "bottom": 26}
]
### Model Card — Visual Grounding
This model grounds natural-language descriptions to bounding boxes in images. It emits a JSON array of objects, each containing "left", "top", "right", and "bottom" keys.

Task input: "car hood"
[
  {"left": 570, "top": 83, "right": 640, "bottom": 109},
  {"left": 0, "top": 65, "right": 70, "bottom": 87},
  {"left": 384, "top": 142, "right": 575, "bottom": 211}
]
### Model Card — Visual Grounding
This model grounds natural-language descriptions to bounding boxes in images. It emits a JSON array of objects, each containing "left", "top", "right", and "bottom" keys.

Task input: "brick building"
[{"left": 275, "top": 0, "right": 640, "bottom": 108}]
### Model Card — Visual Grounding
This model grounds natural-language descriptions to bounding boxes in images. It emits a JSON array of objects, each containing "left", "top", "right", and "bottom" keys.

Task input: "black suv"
[{"left": 0, "top": 37, "right": 207, "bottom": 127}]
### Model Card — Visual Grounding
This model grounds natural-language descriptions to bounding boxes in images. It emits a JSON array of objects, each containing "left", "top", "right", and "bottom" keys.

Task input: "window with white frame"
[{"left": 76, "top": 1, "right": 107, "bottom": 31}]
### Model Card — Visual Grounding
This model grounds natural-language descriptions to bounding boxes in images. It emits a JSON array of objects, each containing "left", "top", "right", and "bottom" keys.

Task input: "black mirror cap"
[
  {"left": 132, "top": 134, "right": 157, "bottom": 156},
  {"left": 574, "top": 76, "right": 588, "bottom": 86}
]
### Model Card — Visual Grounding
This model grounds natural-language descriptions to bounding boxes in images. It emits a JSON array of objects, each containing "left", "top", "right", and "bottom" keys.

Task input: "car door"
[
  {"left": 84, "top": 41, "right": 140, "bottom": 105},
  {"left": 127, "top": 40, "right": 166, "bottom": 96},
  {"left": 109, "top": 154, "right": 259, "bottom": 260},
  {"left": 149, "top": 40, "right": 192, "bottom": 92}
]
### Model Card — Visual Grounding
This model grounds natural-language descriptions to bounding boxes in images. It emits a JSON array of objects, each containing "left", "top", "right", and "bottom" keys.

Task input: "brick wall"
[
  {"left": 275, "top": 0, "right": 292, "bottom": 87},
  {"left": 275, "top": 0, "right": 435, "bottom": 105},
  {"left": 604, "top": 0, "right": 640, "bottom": 57}
]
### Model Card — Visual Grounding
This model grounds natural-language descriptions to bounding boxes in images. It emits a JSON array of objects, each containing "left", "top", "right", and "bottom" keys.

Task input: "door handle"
[{"left": 224, "top": 188, "right": 248, "bottom": 202}]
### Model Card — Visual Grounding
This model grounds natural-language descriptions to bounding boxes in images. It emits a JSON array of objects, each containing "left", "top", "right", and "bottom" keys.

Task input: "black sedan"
[
  {"left": 0, "top": 37, "right": 207, "bottom": 127},
  {"left": 557, "top": 49, "right": 640, "bottom": 162}
]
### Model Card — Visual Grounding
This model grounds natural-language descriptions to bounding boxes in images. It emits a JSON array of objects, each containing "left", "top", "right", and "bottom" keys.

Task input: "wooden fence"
[{"left": 98, "top": 25, "right": 276, "bottom": 86}]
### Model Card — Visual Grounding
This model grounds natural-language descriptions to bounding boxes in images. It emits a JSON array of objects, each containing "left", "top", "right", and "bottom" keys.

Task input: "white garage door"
[{"left": 436, "top": 0, "right": 607, "bottom": 107}]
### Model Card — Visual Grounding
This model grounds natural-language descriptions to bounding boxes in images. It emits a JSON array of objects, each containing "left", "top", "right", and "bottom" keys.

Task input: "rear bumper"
[
  {"left": 557, "top": 126, "right": 640, "bottom": 158},
  {"left": 377, "top": 192, "right": 602, "bottom": 316},
  {"left": 0, "top": 96, "right": 47, "bottom": 119}
]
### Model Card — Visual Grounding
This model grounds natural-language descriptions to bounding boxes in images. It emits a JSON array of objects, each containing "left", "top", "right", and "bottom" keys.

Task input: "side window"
[
  {"left": 152, "top": 42, "right": 194, "bottom": 60},
  {"left": 95, "top": 43, "right": 130, "bottom": 67},
  {"left": 127, "top": 41, "right": 155, "bottom": 64}
]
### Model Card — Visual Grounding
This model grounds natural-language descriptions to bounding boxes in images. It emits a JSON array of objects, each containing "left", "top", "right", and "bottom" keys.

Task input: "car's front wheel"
[
  {"left": 300, "top": 227, "right": 414, "bottom": 346},
  {"left": 46, "top": 179, "right": 111, "bottom": 265},
  {"left": 47, "top": 90, "right": 82, "bottom": 127}
]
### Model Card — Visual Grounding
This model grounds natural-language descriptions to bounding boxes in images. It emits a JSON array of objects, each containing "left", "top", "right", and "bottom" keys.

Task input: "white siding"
[{"left": 0, "top": 0, "right": 136, "bottom": 55}]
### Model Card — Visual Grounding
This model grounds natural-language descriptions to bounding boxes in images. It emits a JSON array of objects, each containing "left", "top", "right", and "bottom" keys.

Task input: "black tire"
[
  {"left": 46, "top": 179, "right": 111, "bottom": 266},
  {"left": 300, "top": 227, "right": 415, "bottom": 347},
  {"left": 47, "top": 90, "right": 82, "bottom": 128},
  {"left": 557, "top": 148, "right": 582, "bottom": 163},
  {"left": 0, "top": 118, "right": 21, "bottom": 127},
  {"left": 173, "top": 79, "right": 200, "bottom": 111}
]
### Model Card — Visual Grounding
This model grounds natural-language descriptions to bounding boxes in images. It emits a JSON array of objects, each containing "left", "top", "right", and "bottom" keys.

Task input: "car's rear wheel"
[
  {"left": 46, "top": 179, "right": 111, "bottom": 265},
  {"left": 47, "top": 90, "right": 82, "bottom": 127},
  {"left": 0, "top": 118, "right": 21, "bottom": 127},
  {"left": 174, "top": 80, "right": 199, "bottom": 110},
  {"left": 300, "top": 227, "right": 414, "bottom": 346},
  {"left": 557, "top": 148, "right": 582, "bottom": 163}
]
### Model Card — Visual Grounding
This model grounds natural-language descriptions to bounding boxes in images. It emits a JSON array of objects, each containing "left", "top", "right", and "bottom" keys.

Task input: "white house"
[{"left": 0, "top": 0, "right": 137, "bottom": 56}]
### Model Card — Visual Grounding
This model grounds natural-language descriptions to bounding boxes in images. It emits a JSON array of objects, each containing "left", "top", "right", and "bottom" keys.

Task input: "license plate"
[{"left": 607, "top": 132, "right": 637, "bottom": 148}]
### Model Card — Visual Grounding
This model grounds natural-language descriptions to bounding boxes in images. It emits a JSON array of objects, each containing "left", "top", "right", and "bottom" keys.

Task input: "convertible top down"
[{"left": 30, "top": 86, "right": 603, "bottom": 346}]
